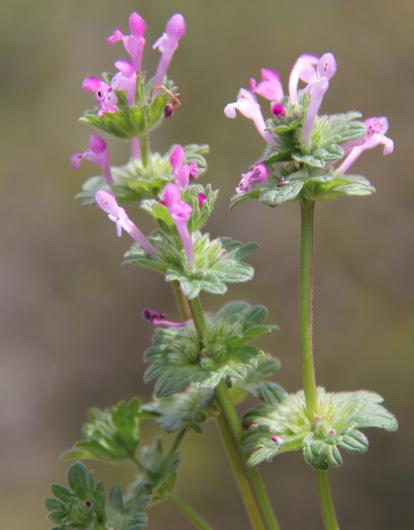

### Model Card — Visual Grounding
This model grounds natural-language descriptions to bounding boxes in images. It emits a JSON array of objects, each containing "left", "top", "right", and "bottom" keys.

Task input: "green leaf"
[
  {"left": 242, "top": 387, "right": 397, "bottom": 470},
  {"left": 302, "top": 174, "right": 375, "bottom": 201},
  {"left": 63, "top": 398, "right": 142, "bottom": 463},
  {"left": 144, "top": 301, "right": 279, "bottom": 397},
  {"left": 124, "top": 233, "right": 256, "bottom": 300},
  {"left": 259, "top": 181, "right": 304, "bottom": 207}
]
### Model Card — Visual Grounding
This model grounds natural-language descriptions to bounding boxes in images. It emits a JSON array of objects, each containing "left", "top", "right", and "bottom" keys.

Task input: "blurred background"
[{"left": 1, "top": 0, "right": 413, "bottom": 528}]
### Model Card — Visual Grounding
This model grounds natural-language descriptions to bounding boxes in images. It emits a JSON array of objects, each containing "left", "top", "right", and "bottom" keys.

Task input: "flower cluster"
[{"left": 225, "top": 52, "right": 394, "bottom": 205}]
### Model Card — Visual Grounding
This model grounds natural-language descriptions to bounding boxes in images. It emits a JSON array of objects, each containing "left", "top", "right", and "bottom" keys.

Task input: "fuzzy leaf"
[
  {"left": 302, "top": 174, "right": 375, "bottom": 201},
  {"left": 63, "top": 398, "right": 142, "bottom": 462},
  {"left": 144, "top": 301, "right": 278, "bottom": 397},
  {"left": 124, "top": 233, "right": 256, "bottom": 300},
  {"left": 242, "top": 387, "right": 397, "bottom": 470}
]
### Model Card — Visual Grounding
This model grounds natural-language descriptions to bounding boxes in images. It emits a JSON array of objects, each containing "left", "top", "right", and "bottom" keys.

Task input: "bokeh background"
[{"left": 1, "top": 0, "right": 413, "bottom": 528}]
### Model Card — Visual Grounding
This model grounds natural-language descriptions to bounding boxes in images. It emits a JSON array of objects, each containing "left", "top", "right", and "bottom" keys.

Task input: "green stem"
[
  {"left": 172, "top": 280, "right": 192, "bottom": 320},
  {"left": 139, "top": 134, "right": 151, "bottom": 167},
  {"left": 168, "top": 491, "right": 214, "bottom": 530},
  {"left": 316, "top": 471, "right": 339, "bottom": 530},
  {"left": 300, "top": 199, "right": 339, "bottom": 530},
  {"left": 188, "top": 295, "right": 280, "bottom": 530}
]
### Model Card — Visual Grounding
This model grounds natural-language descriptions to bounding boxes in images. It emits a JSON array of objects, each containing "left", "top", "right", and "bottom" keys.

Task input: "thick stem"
[
  {"left": 300, "top": 199, "right": 340, "bottom": 530},
  {"left": 168, "top": 491, "right": 214, "bottom": 530},
  {"left": 188, "top": 295, "right": 280, "bottom": 530}
]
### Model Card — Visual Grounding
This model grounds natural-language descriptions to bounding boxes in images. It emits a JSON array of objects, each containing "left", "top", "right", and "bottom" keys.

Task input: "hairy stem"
[
  {"left": 187, "top": 295, "right": 280, "bottom": 530},
  {"left": 168, "top": 491, "right": 214, "bottom": 530},
  {"left": 300, "top": 199, "right": 339, "bottom": 530},
  {"left": 139, "top": 134, "right": 151, "bottom": 167}
]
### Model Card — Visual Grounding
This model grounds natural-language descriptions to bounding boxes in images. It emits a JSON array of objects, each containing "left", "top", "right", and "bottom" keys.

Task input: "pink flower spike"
[
  {"left": 70, "top": 134, "right": 113, "bottom": 185},
  {"left": 153, "top": 14, "right": 186, "bottom": 86},
  {"left": 95, "top": 190, "right": 156, "bottom": 256},
  {"left": 107, "top": 12, "right": 146, "bottom": 72},
  {"left": 289, "top": 54, "right": 319, "bottom": 103},
  {"left": 252, "top": 68, "right": 284, "bottom": 102},
  {"left": 337, "top": 127, "right": 394, "bottom": 174},
  {"left": 161, "top": 183, "right": 194, "bottom": 266},
  {"left": 142, "top": 308, "right": 186, "bottom": 327},
  {"left": 302, "top": 78, "right": 329, "bottom": 143},
  {"left": 224, "top": 89, "right": 274, "bottom": 144},
  {"left": 236, "top": 163, "right": 269, "bottom": 194}
]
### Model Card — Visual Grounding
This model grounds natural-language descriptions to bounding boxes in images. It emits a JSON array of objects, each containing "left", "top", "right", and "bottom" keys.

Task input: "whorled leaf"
[
  {"left": 143, "top": 301, "right": 278, "bottom": 397},
  {"left": 63, "top": 398, "right": 142, "bottom": 462},
  {"left": 124, "top": 233, "right": 258, "bottom": 300},
  {"left": 143, "top": 355, "right": 283, "bottom": 433},
  {"left": 45, "top": 462, "right": 148, "bottom": 530},
  {"left": 242, "top": 387, "right": 398, "bottom": 470}
]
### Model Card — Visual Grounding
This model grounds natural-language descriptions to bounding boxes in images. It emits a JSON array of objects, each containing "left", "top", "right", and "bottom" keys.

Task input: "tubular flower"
[
  {"left": 70, "top": 135, "right": 113, "bottom": 185},
  {"left": 250, "top": 68, "right": 284, "bottom": 103},
  {"left": 153, "top": 14, "right": 186, "bottom": 86},
  {"left": 224, "top": 89, "right": 274, "bottom": 143},
  {"left": 236, "top": 163, "right": 269, "bottom": 194},
  {"left": 336, "top": 116, "right": 394, "bottom": 174},
  {"left": 95, "top": 190, "right": 156, "bottom": 256},
  {"left": 107, "top": 12, "right": 147, "bottom": 72},
  {"left": 82, "top": 77, "right": 118, "bottom": 117},
  {"left": 142, "top": 308, "right": 186, "bottom": 327},
  {"left": 169, "top": 145, "right": 199, "bottom": 188},
  {"left": 111, "top": 60, "right": 137, "bottom": 106},
  {"left": 161, "top": 183, "right": 194, "bottom": 266}
]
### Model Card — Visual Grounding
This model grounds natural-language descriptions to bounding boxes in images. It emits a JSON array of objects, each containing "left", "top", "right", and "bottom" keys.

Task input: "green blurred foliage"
[{"left": 0, "top": 0, "right": 413, "bottom": 529}]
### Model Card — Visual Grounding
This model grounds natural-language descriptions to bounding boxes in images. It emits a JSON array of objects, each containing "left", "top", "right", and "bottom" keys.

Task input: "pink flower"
[
  {"left": 70, "top": 135, "right": 113, "bottom": 185},
  {"left": 236, "top": 163, "right": 269, "bottom": 194},
  {"left": 107, "top": 12, "right": 146, "bottom": 72},
  {"left": 153, "top": 14, "right": 186, "bottom": 86},
  {"left": 198, "top": 193, "right": 207, "bottom": 207},
  {"left": 250, "top": 68, "right": 284, "bottom": 102},
  {"left": 169, "top": 145, "right": 199, "bottom": 188},
  {"left": 95, "top": 190, "right": 156, "bottom": 256},
  {"left": 161, "top": 183, "right": 194, "bottom": 266},
  {"left": 82, "top": 77, "right": 118, "bottom": 117},
  {"left": 336, "top": 116, "right": 394, "bottom": 174},
  {"left": 142, "top": 308, "right": 186, "bottom": 327},
  {"left": 111, "top": 59, "right": 137, "bottom": 106},
  {"left": 224, "top": 89, "right": 274, "bottom": 144}
]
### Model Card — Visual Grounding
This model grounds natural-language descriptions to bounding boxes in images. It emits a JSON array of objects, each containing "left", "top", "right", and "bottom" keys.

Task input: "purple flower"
[
  {"left": 111, "top": 59, "right": 137, "bottom": 106},
  {"left": 224, "top": 89, "right": 274, "bottom": 144},
  {"left": 107, "top": 12, "right": 147, "bottom": 72},
  {"left": 271, "top": 103, "right": 286, "bottom": 117},
  {"left": 336, "top": 116, "right": 394, "bottom": 174},
  {"left": 169, "top": 145, "right": 199, "bottom": 188},
  {"left": 198, "top": 193, "right": 207, "bottom": 207},
  {"left": 236, "top": 163, "right": 269, "bottom": 194},
  {"left": 153, "top": 14, "right": 186, "bottom": 87},
  {"left": 95, "top": 190, "right": 156, "bottom": 256},
  {"left": 83, "top": 77, "right": 118, "bottom": 117},
  {"left": 142, "top": 308, "right": 186, "bottom": 327},
  {"left": 161, "top": 183, "right": 194, "bottom": 266},
  {"left": 250, "top": 68, "right": 284, "bottom": 102},
  {"left": 70, "top": 134, "right": 113, "bottom": 185}
]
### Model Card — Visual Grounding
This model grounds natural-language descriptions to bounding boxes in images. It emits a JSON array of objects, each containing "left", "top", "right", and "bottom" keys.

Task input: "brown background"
[{"left": 1, "top": 0, "right": 413, "bottom": 528}]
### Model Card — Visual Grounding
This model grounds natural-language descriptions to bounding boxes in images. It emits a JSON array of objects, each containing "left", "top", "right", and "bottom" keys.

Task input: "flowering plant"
[{"left": 45, "top": 11, "right": 397, "bottom": 530}]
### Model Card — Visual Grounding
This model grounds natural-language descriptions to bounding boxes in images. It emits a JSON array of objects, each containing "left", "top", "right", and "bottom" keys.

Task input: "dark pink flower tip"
[
  {"left": 129, "top": 12, "right": 146, "bottom": 37},
  {"left": 88, "top": 134, "right": 107, "bottom": 153},
  {"left": 271, "top": 103, "right": 286, "bottom": 117},
  {"left": 142, "top": 308, "right": 166, "bottom": 322},
  {"left": 161, "top": 183, "right": 181, "bottom": 208},
  {"left": 164, "top": 104, "right": 174, "bottom": 117},
  {"left": 198, "top": 193, "right": 207, "bottom": 207},
  {"left": 271, "top": 435, "right": 283, "bottom": 444},
  {"left": 166, "top": 14, "right": 186, "bottom": 39},
  {"left": 169, "top": 145, "right": 185, "bottom": 171}
]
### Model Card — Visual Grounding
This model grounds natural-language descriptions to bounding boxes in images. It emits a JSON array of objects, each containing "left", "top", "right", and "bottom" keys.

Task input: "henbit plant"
[{"left": 45, "top": 11, "right": 397, "bottom": 530}]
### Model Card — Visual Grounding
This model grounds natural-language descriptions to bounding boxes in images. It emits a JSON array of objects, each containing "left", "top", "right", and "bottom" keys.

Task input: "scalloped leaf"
[
  {"left": 144, "top": 301, "right": 278, "bottom": 397},
  {"left": 124, "top": 233, "right": 257, "bottom": 300},
  {"left": 302, "top": 174, "right": 375, "bottom": 201},
  {"left": 242, "top": 388, "right": 397, "bottom": 470},
  {"left": 63, "top": 399, "right": 142, "bottom": 462}
]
